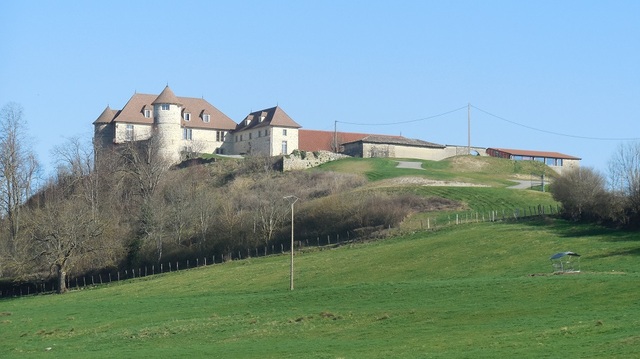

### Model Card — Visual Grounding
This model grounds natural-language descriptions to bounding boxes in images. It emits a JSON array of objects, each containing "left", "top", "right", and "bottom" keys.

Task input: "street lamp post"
[{"left": 283, "top": 195, "right": 299, "bottom": 290}]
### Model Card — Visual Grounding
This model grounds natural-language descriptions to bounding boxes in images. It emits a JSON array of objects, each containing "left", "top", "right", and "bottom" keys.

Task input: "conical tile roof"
[
  {"left": 93, "top": 105, "right": 117, "bottom": 124},
  {"left": 152, "top": 85, "right": 182, "bottom": 105}
]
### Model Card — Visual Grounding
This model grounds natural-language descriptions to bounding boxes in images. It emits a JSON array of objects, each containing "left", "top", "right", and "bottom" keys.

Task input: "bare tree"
[
  {"left": 52, "top": 136, "right": 99, "bottom": 218},
  {"left": 117, "top": 135, "right": 171, "bottom": 263},
  {"left": 118, "top": 135, "right": 171, "bottom": 200},
  {"left": 31, "top": 196, "right": 104, "bottom": 293},
  {"left": 0, "top": 102, "right": 39, "bottom": 254},
  {"left": 609, "top": 142, "right": 640, "bottom": 217}
]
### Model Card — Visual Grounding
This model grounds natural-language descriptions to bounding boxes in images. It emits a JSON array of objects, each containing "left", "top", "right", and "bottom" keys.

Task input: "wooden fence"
[{"left": 0, "top": 203, "right": 560, "bottom": 298}]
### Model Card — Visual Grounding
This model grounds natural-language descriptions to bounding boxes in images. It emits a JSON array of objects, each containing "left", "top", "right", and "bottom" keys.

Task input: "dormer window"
[
  {"left": 203, "top": 114, "right": 210, "bottom": 123},
  {"left": 245, "top": 118, "right": 251, "bottom": 126},
  {"left": 259, "top": 116, "right": 265, "bottom": 122},
  {"left": 144, "top": 109, "right": 151, "bottom": 118},
  {"left": 184, "top": 113, "right": 191, "bottom": 121},
  {"left": 161, "top": 104, "right": 170, "bottom": 111}
]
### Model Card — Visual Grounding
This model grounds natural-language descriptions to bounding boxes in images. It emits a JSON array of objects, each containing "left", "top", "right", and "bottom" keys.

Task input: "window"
[
  {"left": 144, "top": 109, "right": 151, "bottom": 118},
  {"left": 235, "top": 135, "right": 238, "bottom": 142},
  {"left": 249, "top": 133, "right": 252, "bottom": 140},
  {"left": 161, "top": 104, "right": 170, "bottom": 111},
  {"left": 203, "top": 114, "right": 210, "bottom": 123},
  {"left": 125, "top": 124, "right": 134, "bottom": 141},
  {"left": 184, "top": 113, "right": 191, "bottom": 121},
  {"left": 183, "top": 128, "right": 192, "bottom": 140},
  {"left": 240, "top": 134, "right": 243, "bottom": 141},
  {"left": 265, "top": 129, "right": 269, "bottom": 136},
  {"left": 281, "top": 140, "right": 288, "bottom": 154},
  {"left": 283, "top": 129, "right": 287, "bottom": 136},
  {"left": 216, "top": 148, "right": 224, "bottom": 154},
  {"left": 216, "top": 131, "right": 224, "bottom": 142},
  {"left": 258, "top": 130, "right": 262, "bottom": 138}
]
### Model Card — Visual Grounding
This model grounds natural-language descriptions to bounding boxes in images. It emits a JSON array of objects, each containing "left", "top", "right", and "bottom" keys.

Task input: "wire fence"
[{"left": 0, "top": 203, "right": 561, "bottom": 298}]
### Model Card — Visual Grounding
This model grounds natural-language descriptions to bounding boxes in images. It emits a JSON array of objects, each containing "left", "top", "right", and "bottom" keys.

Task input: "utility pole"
[
  {"left": 467, "top": 103, "right": 471, "bottom": 155},
  {"left": 283, "top": 195, "right": 299, "bottom": 290},
  {"left": 333, "top": 120, "right": 338, "bottom": 153}
]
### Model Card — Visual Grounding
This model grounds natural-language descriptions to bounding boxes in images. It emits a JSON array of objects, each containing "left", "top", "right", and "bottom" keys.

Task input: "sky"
[{"left": 1, "top": 1, "right": 638, "bottom": 178}]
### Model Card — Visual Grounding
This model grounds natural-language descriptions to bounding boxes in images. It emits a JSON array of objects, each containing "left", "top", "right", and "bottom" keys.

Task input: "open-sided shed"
[{"left": 550, "top": 251, "right": 581, "bottom": 273}]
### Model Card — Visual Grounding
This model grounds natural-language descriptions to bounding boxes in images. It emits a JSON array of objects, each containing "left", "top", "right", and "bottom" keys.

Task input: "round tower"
[
  {"left": 151, "top": 85, "right": 183, "bottom": 164},
  {"left": 93, "top": 105, "right": 116, "bottom": 149}
]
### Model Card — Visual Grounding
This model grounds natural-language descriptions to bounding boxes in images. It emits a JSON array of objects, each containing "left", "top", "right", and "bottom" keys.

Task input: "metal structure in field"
[{"left": 550, "top": 251, "right": 581, "bottom": 273}]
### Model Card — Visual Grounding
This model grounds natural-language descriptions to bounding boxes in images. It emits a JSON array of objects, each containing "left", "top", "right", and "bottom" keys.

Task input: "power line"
[
  {"left": 337, "top": 105, "right": 467, "bottom": 126},
  {"left": 471, "top": 105, "right": 640, "bottom": 141}
]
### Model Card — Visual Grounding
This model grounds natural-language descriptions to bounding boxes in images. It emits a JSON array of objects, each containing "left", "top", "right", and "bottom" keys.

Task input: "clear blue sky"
[{"left": 1, "top": 1, "right": 638, "bottom": 177}]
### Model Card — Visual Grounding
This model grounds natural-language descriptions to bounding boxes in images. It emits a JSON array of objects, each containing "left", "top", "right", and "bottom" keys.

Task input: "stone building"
[
  {"left": 232, "top": 106, "right": 301, "bottom": 156},
  {"left": 93, "top": 86, "right": 300, "bottom": 163}
]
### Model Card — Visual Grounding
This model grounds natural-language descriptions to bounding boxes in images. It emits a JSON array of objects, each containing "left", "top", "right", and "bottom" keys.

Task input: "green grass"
[
  {"left": 2, "top": 218, "right": 640, "bottom": 358},
  {"left": 316, "top": 156, "right": 554, "bottom": 187}
]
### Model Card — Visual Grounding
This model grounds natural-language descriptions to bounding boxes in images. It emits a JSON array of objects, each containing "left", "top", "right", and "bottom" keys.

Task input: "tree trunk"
[{"left": 56, "top": 264, "right": 67, "bottom": 294}]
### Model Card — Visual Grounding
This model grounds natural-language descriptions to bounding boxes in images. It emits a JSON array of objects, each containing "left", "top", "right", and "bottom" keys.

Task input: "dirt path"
[
  {"left": 508, "top": 180, "right": 533, "bottom": 189},
  {"left": 396, "top": 161, "right": 424, "bottom": 170}
]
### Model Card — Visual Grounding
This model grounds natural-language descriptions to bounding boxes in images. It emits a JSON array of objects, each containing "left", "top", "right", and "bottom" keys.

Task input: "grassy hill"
[
  {"left": 315, "top": 155, "right": 553, "bottom": 186},
  {"left": 2, "top": 217, "right": 639, "bottom": 358},
  {"left": 5, "top": 155, "right": 631, "bottom": 358},
  {"left": 314, "top": 156, "right": 559, "bottom": 233}
]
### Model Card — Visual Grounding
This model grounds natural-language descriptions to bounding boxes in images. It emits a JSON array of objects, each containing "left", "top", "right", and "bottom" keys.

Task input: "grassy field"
[
  {"left": 315, "top": 156, "right": 553, "bottom": 187},
  {"left": 2, "top": 218, "right": 639, "bottom": 358}
]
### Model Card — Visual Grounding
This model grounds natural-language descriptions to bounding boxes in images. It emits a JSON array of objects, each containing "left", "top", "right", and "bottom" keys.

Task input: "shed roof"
[
  {"left": 345, "top": 135, "right": 445, "bottom": 149},
  {"left": 489, "top": 148, "right": 581, "bottom": 160},
  {"left": 550, "top": 251, "right": 581, "bottom": 260},
  {"left": 298, "top": 130, "right": 374, "bottom": 152}
]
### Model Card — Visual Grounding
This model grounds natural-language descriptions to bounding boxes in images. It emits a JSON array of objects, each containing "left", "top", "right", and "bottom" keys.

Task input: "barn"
[{"left": 486, "top": 148, "right": 581, "bottom": 174}]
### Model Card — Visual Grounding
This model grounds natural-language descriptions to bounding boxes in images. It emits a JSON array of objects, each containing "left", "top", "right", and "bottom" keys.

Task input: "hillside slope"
[{"left": 2, "top": 218, "right": 639, "bottom": 358}]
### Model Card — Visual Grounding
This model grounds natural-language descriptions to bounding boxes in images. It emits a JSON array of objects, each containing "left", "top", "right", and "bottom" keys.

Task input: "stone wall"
[{"left": 282, "top": 150, "right": 349, "bottom": 171}]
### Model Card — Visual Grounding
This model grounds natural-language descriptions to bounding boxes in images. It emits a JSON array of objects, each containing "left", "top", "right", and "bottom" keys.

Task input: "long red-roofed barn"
[{"left": 486, "top": 148, "right": 581, "bottom": 174}]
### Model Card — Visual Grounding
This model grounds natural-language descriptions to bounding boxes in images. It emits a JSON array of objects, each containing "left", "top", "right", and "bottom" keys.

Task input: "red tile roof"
[
  {"left": 489, "top": 148, "right": 581, "bottom": 160},
  {"left": 235, "top": 106, "right": 301, "bottom": 131},
  {"left": 298, "top": 130, "right": 407, "bottom": 152},
  {"left": 93, "top": 89, "right": 236, "bottom": 130},
  {"left": 93, "top": 105, "right": 118, "bottom": 124},
  {"left": 152, "top": 85, "right": 182, "bottom": 105}
]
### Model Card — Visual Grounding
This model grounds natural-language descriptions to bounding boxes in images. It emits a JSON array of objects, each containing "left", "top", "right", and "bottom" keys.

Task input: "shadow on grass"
[
  {"left": 588, "top": 247, "right": 640, "bottom": 259},
  {"left": 515, "top": 216, "right": 640, "bottom": 243},
  {"left": 503, "top": 216, "right": 640, "bottom": 258}
]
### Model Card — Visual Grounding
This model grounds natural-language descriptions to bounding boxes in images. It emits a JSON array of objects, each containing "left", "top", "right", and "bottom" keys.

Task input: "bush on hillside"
[{"left": 551, "top": 167, "right": 613, "bottom": 222}]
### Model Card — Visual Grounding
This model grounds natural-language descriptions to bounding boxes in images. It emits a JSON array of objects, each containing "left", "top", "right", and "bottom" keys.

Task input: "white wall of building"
[{"left": 114, "top": 123, "right": 153, "bottom": 143}]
